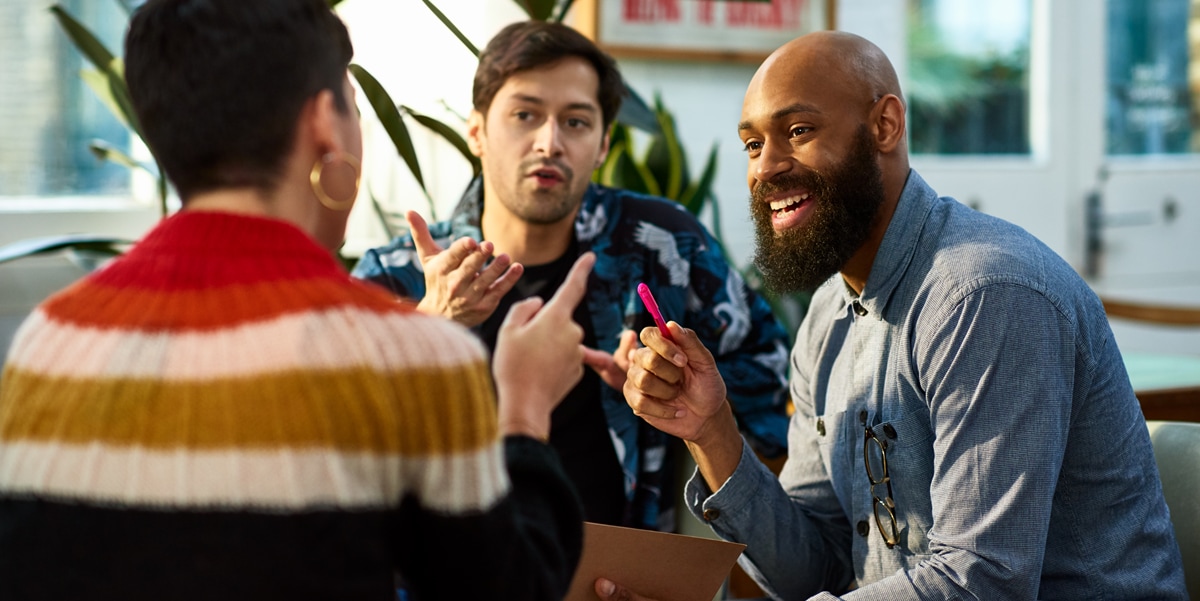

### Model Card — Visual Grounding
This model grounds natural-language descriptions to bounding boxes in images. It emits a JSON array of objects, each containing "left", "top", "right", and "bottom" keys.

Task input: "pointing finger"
[{"left": 543, "top": 252, "right": 595, "bottom": 316}]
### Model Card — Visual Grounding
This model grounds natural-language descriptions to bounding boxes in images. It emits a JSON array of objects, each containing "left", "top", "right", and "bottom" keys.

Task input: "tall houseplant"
[{"left": 7, "top": 0, "right": 805, "bottom": 334}]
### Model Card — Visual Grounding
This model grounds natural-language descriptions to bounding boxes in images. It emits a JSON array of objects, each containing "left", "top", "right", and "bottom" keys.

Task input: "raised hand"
[
  {"left": 408, "top": 210, "right": 524, "bottom": 327},
  {"left": 582, "top": 329, "right": 639, "bottom": 392},
  {"left": 493, "top": 252, "right": 596, "bottom": 441},
  {"left": 622, "top": 322, "right": 730, "bottom": 443}
]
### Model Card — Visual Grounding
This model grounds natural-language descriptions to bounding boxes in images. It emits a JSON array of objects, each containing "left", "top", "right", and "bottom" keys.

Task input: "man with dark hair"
[
  {"left": 0, "top": 2, "right": 591, "bottom": 600},
  {"left": 353, "top": 20, "right": 791, "bottom": 531},
  {"left": 603, "top": 30, "right": 1188, "bottom": 600}
]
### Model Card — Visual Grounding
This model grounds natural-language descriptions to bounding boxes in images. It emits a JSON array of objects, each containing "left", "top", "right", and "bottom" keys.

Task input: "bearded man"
[{"left": 599, "top": 31, "right": 1187, "bottom": 600}]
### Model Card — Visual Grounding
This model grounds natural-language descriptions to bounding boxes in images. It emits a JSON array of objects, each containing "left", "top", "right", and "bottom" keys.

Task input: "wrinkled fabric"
[
  {"left": 687, "top": 170, "right": 1187, "bottom": 600},
  {"left": 354, "top": 177, "right": 791, "bottom": 530}
]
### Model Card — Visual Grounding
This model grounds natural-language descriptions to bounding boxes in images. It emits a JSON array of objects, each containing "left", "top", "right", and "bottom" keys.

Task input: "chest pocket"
[{"left": 875, "top": 405, "right": 935, "bottom": 557}]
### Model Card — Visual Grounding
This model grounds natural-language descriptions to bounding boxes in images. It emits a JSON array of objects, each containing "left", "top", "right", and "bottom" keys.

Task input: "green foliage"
[
  {"left": 50, "top": 3, "right": 169, "bottom": 217},
  {"left": 43, "top": 0, "right": 805, "bottom": 337}
]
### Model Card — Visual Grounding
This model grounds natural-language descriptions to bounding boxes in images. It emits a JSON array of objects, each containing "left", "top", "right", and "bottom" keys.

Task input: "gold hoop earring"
[{"left": 310, "top": 151, "right": 361, "bottom": 211}]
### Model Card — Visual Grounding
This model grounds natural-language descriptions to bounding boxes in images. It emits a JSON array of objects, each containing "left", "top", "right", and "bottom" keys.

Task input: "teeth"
[{"left": 770, "top": 193, "right": 809, "bottom": 211}]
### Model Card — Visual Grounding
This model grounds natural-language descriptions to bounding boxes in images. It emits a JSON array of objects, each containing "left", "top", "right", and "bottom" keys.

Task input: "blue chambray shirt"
[
  {"left": 686, "top": 170, "right": 1187, "bottom": 599},
  {"left": 352, "top": 177, "right": 791, "bottom": 530}
]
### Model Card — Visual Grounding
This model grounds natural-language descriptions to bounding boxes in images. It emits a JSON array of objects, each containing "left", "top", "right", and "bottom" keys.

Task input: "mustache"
[
  {"left": 519, "top": 158, "right": 574, "bottom": 181},
  {"left": 751, "top": 171, "right": 823, "bottom": 203}
]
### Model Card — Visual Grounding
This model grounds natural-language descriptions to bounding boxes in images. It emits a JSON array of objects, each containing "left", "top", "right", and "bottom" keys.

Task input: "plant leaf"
[
  {"left": 617, "top": 81, "right": 660, "bottom": 133},
  {"left": 644, "top": 97, "right": 687, "bottom": 200},
  {"left": 420, "top": 0, "right": 478, "bottom": 57},
  {"left": 349, "top": 64, "right": 426, "bottom": 191},
  {"left": 401, "top": 105, "right": 481, "bottom": 176},
  {"left": 552, "top": 0, "right": 576, "bottom": 22},
  {"left": 679, "top": 142, "right": 719, "bottom": 217},
  {"left": 0, "top": 234, "right": 133, "bottom": 266},
  {"left": 599, "top": 140, "right": 659, "bottom": 196},
  {"left": 87, "top": 139, "right": 155, "bottom": 175},
  {"left": 104, "top": 58, "right": 142, "bottom": 136},
  {"left": 516, "top": 0, "right": 557, "bottom": 21},
  {"left": 80, "top": 68, "right": 131, "bottom": 129},
  {"left": 50, "top": 5, "right": 116, "bottom": 72}
]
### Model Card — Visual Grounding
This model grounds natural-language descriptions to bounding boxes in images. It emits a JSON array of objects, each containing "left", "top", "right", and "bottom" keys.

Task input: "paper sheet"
[{"left": 565, "top": 522, "right": 747, "bottom": 601}]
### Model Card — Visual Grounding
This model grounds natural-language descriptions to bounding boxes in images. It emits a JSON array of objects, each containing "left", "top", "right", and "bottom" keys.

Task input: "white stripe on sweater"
[
  {"left": 0, "top": 440, "right": 509, "bottom": 513},
  {"left": 7, "top": 307, "right": 488, "bottom": 380}
]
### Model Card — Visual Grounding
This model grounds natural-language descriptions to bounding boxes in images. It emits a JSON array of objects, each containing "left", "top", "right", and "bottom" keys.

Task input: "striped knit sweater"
[{"left": 0, "top": 210, "right": 582, "bottom": 601}]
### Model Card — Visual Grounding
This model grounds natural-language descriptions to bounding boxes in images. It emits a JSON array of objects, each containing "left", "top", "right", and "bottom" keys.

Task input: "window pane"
[
  {"left": 1106, "top": 0, "right": 1194, "bottom": 155},
  {"left": 0, "top": 0, "right": 130, "bottom": 196},
  {"left": 906, "top": 0, "right": 1032, "bottom": 155}
]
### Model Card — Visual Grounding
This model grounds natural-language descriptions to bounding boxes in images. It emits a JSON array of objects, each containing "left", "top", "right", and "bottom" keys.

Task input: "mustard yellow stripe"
[{"left": 0, "top": 363, "right": 499, "bottom": 455}]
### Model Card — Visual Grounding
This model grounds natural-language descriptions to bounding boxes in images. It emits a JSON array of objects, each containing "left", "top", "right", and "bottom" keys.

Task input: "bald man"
[{"left": 601, "top": 31, "right": 1187, "bottom": 600}]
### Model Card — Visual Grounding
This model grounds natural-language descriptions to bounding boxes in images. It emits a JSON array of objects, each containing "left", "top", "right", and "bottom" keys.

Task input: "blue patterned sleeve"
[
  {"left": 349, "top": 235, "right": 428, "bottom": 301},
  {"left": 686, "top": 227, "right": 792, "bottom": 458}
]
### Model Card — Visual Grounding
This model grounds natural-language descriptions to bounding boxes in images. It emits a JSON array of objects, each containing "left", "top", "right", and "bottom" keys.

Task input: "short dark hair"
[
  {"left": 125, "top": 0, "right": 353, "bottom": 200},
  {"left": 473, "top": 21, "right": 624, "bottom": 130}
]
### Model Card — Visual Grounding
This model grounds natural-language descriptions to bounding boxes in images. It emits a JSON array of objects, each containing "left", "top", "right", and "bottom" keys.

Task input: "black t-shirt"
[{"left": 478, "top": 242, "right": 628, "bottom": 526}]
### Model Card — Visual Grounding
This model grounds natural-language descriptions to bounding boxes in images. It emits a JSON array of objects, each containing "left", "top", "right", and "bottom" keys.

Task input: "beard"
[
  {"left": 498, "top": 157, "right": 581, "bottom": 225},
  {"left": 750, "top": 124, "right": 886, "bottom": 294}
]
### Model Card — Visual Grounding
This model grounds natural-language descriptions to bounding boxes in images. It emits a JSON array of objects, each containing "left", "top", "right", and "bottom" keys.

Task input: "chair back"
[{"left": 1146, "top": 420, "right": 1200, "bottom": 598}]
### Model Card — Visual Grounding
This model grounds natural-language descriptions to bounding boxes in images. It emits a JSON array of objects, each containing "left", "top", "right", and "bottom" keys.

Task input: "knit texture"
[{"left": 0, "top": 211, "right": 582, "bottom": 600}]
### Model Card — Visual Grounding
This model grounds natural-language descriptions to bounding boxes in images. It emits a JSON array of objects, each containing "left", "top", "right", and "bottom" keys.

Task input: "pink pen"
[{"left": 637, "top": 282, "right": 675, "bottom": 342}]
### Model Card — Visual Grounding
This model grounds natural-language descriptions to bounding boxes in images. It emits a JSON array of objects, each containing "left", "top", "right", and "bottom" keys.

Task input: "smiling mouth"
[{"left": 770, "top": 192, "right": 810, "bottom": 216}]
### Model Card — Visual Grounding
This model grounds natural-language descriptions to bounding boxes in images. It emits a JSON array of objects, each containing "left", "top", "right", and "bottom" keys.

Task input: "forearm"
[
  {"left": 686, "top": 437, "right": 852, "bottom": 600},
  {"left": 683, "top": 401, "right": 745, "bottom": 492}
]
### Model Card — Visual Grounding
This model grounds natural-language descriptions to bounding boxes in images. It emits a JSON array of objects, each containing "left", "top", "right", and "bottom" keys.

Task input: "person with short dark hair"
[
  {"left": 602, "top": 31, "right": 1187, "bottom": 600},
  {"left": 353, "top": 20, "right": 792, "bottom": 532},
  {"left": 0, "top": 2, "right": 589, "bottom": 599}
]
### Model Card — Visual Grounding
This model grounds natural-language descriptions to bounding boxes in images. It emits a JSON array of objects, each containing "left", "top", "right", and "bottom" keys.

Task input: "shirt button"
[
  {"left": 857, "top": 520, "right": 870, "bottom": 537},
  {"left": 852, "top": 300, "right": 868, "bottom": 317},
  {"left": 883, "top": 423, "right": 898, "bottom": 440},
  {"left": 702, "top": 508, "right": 721, "bottom": 522},
  {"left": 858, "top": 409, "right": 868, "bottom": 424},
  {"left": 816, "top": 418, "right": 826, "bottom": 436}
]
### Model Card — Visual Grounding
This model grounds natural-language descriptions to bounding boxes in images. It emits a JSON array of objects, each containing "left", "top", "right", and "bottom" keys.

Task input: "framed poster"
[{"left": 573, "top": 0, "right": 835, "bottom": 63}]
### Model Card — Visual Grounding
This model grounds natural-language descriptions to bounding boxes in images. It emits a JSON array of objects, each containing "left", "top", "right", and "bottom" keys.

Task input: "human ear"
[
  {"left": 466, "top": 110, "right": 486, "bottom": 158},
  {"left": 872, "top": 94, "right": 906, "bottom": 154},
  {"left": 595, "top": 128, "right": 612, "bottom": 168},
  {"left": 308, "top": 89, "right": 341, "bottom": 155}
]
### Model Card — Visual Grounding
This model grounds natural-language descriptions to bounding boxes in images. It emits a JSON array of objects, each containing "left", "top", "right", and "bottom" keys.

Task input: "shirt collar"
[{"left": 845, "top": 168, "right": 939, "bottom": 319}]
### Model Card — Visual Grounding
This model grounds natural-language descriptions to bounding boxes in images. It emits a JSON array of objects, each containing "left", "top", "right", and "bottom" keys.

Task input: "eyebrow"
[
  {"left": 737, "top": 102, "right": 823, "bottom": 132},
  {"left": 510, "top": 94, "right": 599, "bottom": 114}
]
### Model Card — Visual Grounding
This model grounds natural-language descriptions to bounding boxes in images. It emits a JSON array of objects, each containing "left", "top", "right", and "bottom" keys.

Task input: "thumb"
[
  {"left": 406, "top": 210, "right": 442, "bottom": 261},
  {"left": 501, "top": 296, "right": 544, "bottom": 329},
  {"left": 666, "top": 321, "right": 716, "bottom": 367},
  {"left": 613, "top": 329, "right": 638, "bottom": 370},
  {"left": 595, "top": 577, "right": 638, "bottom": 601}
]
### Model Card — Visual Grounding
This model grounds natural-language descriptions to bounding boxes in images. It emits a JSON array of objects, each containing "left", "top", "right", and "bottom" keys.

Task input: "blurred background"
[{"left": 2, "top": 0, "right": 1198, "bottom": 361}]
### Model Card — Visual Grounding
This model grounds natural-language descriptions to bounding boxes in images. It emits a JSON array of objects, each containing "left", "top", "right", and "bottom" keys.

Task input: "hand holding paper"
[{"left": 565, "top": 523, "right": 745, "bottom": 601}]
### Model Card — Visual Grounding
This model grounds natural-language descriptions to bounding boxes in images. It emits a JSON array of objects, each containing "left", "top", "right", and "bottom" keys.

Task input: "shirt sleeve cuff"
[{"left": 683, "top": 438, "right": 781, "bottom": 527}]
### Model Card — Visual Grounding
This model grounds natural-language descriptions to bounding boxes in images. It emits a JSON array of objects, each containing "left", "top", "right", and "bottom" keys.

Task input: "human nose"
[
  {"left": 753, "top": 138, "right": 793, "bottom": 182},
  {"left": 533, "top": 119, "right": 564, "bottom": 157}
]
